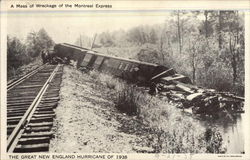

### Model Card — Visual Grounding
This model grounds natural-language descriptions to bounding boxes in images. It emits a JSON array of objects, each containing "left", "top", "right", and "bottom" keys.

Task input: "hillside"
[{"left": 49, "top": 66, "right": 226, "bottom": 153}]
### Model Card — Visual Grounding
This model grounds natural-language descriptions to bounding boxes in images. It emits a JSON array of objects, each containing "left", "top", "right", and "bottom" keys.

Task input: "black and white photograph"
[{"left": 1, "top": 1, "right": 249, "bottom": 159}]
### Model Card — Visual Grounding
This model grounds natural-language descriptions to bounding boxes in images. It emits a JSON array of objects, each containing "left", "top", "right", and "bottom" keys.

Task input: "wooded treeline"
[
  {"left": 7, "top": 28, "right": 54, "bottom": 78},
  {"left": 76, "top": 11, "right": 244, "bottom": 96}
]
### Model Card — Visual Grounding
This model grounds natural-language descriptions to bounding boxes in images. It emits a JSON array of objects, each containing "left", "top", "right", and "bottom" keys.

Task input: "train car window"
[
  {"left": 108, "top": 59, "right": 120, "bottom": 68},
  {"left": 87, "top": 55, "right": 97, "bottom": 67},
  {"left": 83, "top": 54, "right": 92, "bottom": 62},
  {"left": 80, "top": 54, "right": 92, "bottom": 66},
  {"left": 118, "top": 62, "right": 124, "bottom": 70},
  {"left": 129, "top": 65, "right": 136, "bottom": 72},
  {"left": 124, "top": 64, "right": 130, "bottom": 71},
  {"left": 95, "top": 56, "right": 104, "bottom": 65},
  {"left": 102, "top": 58, "right": 109, "bottom": 66},
  {"left": 129, "top": 66, "right": 134, "bottom": 72}
]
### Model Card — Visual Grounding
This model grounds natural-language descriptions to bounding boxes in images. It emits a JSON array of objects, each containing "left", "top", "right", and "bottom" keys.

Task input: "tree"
[
  {"left": 198, "top": 11, "right": 214, "bottom": 39},
  {"left": 218, "top": 11, "right": 223, "bottom": 49},
  {"left": 188, "top": 34, "right": 202, "bottom": 84},
  {"left": 222, "top": 11, "right": 244, "bottom": 85},
  {"left": 177, "top": 11, "right": 182, "bottom": 54},
  {"left": 127, "top": 26, "right": 147, "bottom": 45},
  {"left": 75, "top": 34, "right": 92, "bottom": 48},
  {"left": 149, "top": 29, "right": 158, "bottom": 44},
  {"left": 37, "top": 28, "right": 54, "bottom": 49},
  {"left": 26, "top": 28, "right": 54, "bottom": 57},
  {"left": 7, "top": 36, "right": 27, "bottom": 69},
  {"left": 171, "top": 11, "right": 190, "bottom": 54},
  {"left": 99, "top": 32, "right": 114, "bottom": 47}
]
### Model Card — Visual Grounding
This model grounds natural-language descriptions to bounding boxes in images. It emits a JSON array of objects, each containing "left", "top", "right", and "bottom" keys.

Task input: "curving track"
[{"left": 7, "top": 64, "right": 63, "bottom": 152}]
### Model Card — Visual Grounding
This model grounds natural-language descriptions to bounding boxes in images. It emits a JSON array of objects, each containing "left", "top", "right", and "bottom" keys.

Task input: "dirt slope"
[
  {"left": 49, "top": 66, "right": 228, "bottom": 154},
  {"left": 50, "top": 66, "right": 139, "bottom": 153}
]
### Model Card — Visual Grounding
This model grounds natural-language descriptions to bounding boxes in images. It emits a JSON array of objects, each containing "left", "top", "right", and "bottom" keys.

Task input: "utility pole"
[
  {"left": 91, "top": 34, "right": 97, "bottom": 50},
  {"left": 79, "top": 34, "right": 83, "bottom": 47}
]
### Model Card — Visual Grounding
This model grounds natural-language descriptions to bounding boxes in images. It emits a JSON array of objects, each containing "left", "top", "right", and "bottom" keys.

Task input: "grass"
[
  {"left": 87, "top": 70, "right": 226, "bottom": 153},
  {"left": 115, "top": 85, "right": 142, "bottom": 116},
  {"left": 7, "top": 58, "right": 43, "bottom": 81},
  {"left": 89, "top": 70, "right": 124, "bottom": 91}
]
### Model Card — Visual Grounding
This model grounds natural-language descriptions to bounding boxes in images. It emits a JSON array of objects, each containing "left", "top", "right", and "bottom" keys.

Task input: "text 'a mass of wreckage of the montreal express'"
[{"left": 14, "top": 4, "right": 113, "bottom": 9}]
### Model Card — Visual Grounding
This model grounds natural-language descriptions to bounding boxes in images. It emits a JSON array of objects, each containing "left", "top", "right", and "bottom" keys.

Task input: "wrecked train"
[
  {"left": 53, "top": 43, "right": 191, "bottom": 85},
  {"left": 52, "top": 43, "right": 244, "bottom": 118}
]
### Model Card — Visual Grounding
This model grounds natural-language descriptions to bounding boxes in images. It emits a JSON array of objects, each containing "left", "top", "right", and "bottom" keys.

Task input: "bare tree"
[
  {"left": 177, "top": 11, "right": 182, "bottom": 54},
  {"left": 218, "top": 11, "right": 223, "bottom": 49},
  {"left": 204, "top": 11, "right": 209, "bottom": 38}
]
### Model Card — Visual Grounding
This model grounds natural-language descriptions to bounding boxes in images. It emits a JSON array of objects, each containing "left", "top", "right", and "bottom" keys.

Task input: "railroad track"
[
  {"left": 7, "top": 65, "right": 46, "bottom": 91},
  {"left": 7, "top": 64, "right": 63, "bottom": 153}
]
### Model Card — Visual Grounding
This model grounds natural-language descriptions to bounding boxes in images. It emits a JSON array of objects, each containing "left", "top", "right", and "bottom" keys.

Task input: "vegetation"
[
  {"left": 78, "top": 11, "right": 244, "bottom": 96},
  {"left": 89, "top": 70, "right": 124, "bottom": 91},
  {"left": 7, "top": 28, "right": 54, "bottom": 80},
  {"left": 116, "top": 86, "right": 141, "bottom": 116},
  {"left": 88, "top": 70, "right": 226, "bottom": 153}
]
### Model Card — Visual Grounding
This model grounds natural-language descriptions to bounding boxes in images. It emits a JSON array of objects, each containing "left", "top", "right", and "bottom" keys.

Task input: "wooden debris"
[
  {"left": 155, "top": 73, "right": 245, "bottom": 118},
  {"left": 176, "top": 83, "right": 194, "bottom": 94},
  {"left": 186, "top": 93, "right": 203, "bottom": 101},
  {"left": 150, "top": 68, "right": 175, "bottom": 81}
]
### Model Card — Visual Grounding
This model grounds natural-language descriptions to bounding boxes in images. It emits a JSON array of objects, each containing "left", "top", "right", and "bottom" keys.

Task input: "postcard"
[{"left": 0, "top": 1, "right": 249, "bottom": 160}]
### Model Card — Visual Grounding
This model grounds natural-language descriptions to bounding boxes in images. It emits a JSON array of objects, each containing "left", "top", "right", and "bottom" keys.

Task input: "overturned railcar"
[
  {"left": 54, "top": 43, "right": 191, "bottom": 85},
  {"left": 53, "top": 43, "right": 244, "bottom": 117}
]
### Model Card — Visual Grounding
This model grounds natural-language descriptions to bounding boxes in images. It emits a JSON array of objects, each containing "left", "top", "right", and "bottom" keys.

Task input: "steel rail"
[
  {"left": 7, "top": 65, "right": 46, "bottom": 91},
  {"left": 7, "top": 64, "right": 60, "bottom": 152}
]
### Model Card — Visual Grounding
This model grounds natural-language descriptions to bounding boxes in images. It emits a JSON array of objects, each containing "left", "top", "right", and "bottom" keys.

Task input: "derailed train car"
[
  {"left": 52, "top": 43, "right": 244, "bottom": 118},
  {"left": 54, "top": 43, "right": 191, "bottom": 85}
]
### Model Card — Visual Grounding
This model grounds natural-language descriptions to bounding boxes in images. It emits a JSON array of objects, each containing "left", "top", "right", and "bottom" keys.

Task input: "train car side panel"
[
  {"left": 80, "top": 53, "right": 93, "bottom": 67},
  {"left": 93, "top": 56, "right": 105, "bottom": 70}
]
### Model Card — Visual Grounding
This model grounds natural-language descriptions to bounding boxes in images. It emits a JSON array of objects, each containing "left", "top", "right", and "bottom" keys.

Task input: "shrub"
[
  {"left": 99, "top": 73, "right": 118, "bottom": 90},
  {"left": 204, "top": 128, "right": 226, "bottom": 153},
  {"left": 89, "top": 70, "right": 99, "bottom": 80},
  {"left": 115, "top": 85, "right": 144, "bottom": 116}
]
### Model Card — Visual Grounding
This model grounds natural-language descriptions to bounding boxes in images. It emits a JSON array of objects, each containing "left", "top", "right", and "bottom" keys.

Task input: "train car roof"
[{"left": 58, "top": 43, "right": 158, "bottom": 67}]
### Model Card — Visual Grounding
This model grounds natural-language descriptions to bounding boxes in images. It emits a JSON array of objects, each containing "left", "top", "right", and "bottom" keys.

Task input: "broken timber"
[
  {"left": 155, "top": 70, "right": 244, "bottom": 118},
  {"left": 53, "top": 43, "right": 244, "bottom": 119}
]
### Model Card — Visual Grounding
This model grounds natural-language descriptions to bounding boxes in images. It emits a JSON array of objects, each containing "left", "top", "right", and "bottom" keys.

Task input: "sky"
[
  {"left": 6, "top": 10, "right": 245, "bottom": 45},
  {"left": 7, "top": 12, "right": 171, "bottom": 44}
]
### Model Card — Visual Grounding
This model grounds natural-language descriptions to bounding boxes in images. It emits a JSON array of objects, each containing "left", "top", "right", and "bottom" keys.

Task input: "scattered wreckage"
[
  {"left": 152, "top": 69, "right": 244, "bottom": 119},
  {"left": 47, "top": 43, "right": 245, "bottom": 119}
]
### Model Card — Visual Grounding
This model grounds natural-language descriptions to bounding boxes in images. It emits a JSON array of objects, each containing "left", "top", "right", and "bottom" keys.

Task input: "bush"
[
  {"left": 99, "top": 74, "right": 118, "bottom": 90},
  {"left": 89, "top": 70, "right": 99, "bottom": 80},
  {"left": 115, "top": 85, "right": 144, "bottom": 116},
  {"left": 204, "top": 128, "right": 225, "bottom": 153}
]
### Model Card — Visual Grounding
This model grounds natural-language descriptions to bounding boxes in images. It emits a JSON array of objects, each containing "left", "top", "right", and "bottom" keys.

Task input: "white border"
[{"left": 1, "top": 1, "right": 250, "bottom": 160}]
